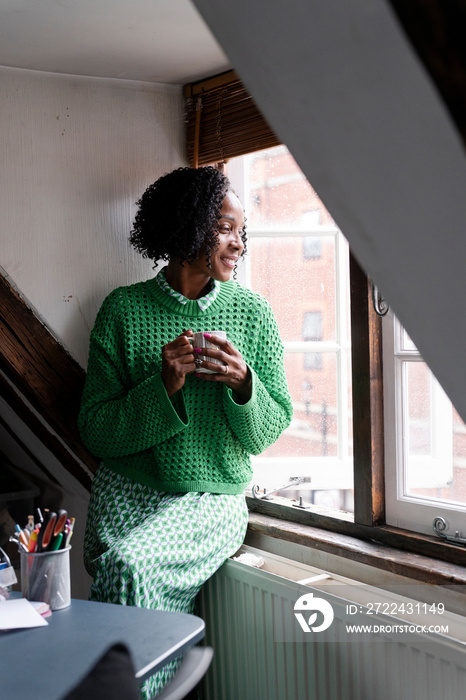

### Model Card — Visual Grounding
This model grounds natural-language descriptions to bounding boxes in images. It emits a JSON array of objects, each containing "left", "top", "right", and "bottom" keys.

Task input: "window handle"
[
  {"left": 432, "top": 516, "right": 466, "bottom": 547},
  {"left": 371, "top": 281, "right": 390, "bottom": 316},
  {"left": 251, "top": 476, "right": 307, "bottom": 500}
]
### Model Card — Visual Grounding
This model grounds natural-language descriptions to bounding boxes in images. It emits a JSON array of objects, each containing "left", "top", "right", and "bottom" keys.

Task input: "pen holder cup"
[{"left": 20, "top": 546, "right": 71, "bottom": 610}]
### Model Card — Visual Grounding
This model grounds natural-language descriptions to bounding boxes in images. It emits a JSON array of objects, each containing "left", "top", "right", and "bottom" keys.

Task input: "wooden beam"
[
  {"left": 0, "top": 273, "right": 99, "bottom": 482},
  {"left": 0, "top": 372, "right": 92, "bottom": 491},
  {"left": 350, "top": 253, "right": 385, "bottom": 526}
]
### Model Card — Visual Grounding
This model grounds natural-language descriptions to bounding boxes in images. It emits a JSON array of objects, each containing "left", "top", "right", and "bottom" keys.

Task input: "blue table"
[{"left": 1, "top": 598, "right": 205, "bottom": 699}]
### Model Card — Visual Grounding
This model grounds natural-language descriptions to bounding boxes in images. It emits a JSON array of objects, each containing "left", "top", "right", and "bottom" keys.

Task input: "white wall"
[
  {"left": 1, "top": 66, "right": 186, "bottom": 368},
  {"left": 1, "top": 66, "right": 186, "bottom": 597}
]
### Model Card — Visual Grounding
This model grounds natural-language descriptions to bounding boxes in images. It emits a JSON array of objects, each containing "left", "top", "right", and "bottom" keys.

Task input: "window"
[
  {"left": 184, "top": 71, "right": 466, "bottom": 566},
  {"left": 302, "top": 312, "right": 323, "bottom": 371},
  {"left": 383, "top": 312, "right": 466, "bottom": 537},
  {"left": 227, "top": 143, "right": 466, "bottom": 559},
  {"left": 303, "top": 236, "right": 322, "bottom": 261},
  {"left": 302, "top": 311, "right": 322, "bottom": 342},
  {"left": 227, "top": 146, "right": 353, "bottom": 512}
]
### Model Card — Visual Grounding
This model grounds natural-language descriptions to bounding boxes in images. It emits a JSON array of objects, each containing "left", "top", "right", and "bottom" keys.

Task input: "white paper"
[
  {"left": 0, "top": 597, "right": 48, "bottom": 630},
  {"left": 232, "top": 552, "right": 265, "bottom": 568}
]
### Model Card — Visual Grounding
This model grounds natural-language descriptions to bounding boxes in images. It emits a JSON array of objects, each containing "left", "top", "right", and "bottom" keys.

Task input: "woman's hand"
[
  {"left": 161, "top": 329, "right": 195, "bottom": 397},
  {"left": 194, "top": 333, "right": 252, "bottom": 403}
]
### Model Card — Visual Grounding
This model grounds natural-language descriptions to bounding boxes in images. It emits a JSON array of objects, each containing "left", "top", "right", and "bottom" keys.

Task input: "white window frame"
[
  {"left": 228, "top": 154, "right": 353, "bottom": 496},
  {"left": 383, "top": 311, "right": 466, "bottom": 536}
]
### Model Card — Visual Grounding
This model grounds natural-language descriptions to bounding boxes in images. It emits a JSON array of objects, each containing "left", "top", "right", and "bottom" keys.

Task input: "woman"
[{"left": 78, "top": 166, "right": 293, "bottom": 698}]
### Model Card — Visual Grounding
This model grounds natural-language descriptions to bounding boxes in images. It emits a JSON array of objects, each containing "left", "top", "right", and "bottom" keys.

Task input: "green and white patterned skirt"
[{"left": 84, "top": 464, "right": 248, "bottom": 699}]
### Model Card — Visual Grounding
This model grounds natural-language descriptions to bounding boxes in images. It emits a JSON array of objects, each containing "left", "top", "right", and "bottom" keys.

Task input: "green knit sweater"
[{"left": 78, "top": 277, "right": 293, "bottom": 494}]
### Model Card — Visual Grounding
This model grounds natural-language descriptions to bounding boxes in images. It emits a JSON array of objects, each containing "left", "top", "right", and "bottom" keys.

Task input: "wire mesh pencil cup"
[{"left": 20, "top": 546, "right": 71, "bottom": 610}]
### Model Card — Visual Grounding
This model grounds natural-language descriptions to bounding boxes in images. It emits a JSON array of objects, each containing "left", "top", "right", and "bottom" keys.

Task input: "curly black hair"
[{"left": 129, "top": 166, "right": 247, "bottom": 267}]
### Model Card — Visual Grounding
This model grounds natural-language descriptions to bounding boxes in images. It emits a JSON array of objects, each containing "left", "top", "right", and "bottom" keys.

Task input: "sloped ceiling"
[
  {"left": 0, "top": 0, "right": 229, "bottom": 84},
  {"left": 192, "top": 0, "right": 466, "bottom": 423}
]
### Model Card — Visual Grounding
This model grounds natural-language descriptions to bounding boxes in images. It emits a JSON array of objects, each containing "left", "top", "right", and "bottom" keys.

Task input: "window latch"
[
  {"left": 432, "top": 517, "right": 466, "bottom": 547},
  {"left": 251, "top": 476, "right": 307, "bottom": 500},
  {"left": 371, "top": 281, "right": 390, "bottom": 317}
]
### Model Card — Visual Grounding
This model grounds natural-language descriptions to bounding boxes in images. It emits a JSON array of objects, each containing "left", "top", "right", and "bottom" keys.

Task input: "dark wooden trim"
[
  {"left": 388, "top": 0, "right": 466, "bottom": 148},
  {"left": 350, "top": 253, "right": 385, "bottom": 525},
  {"left": 246, "top": 496, "right": 466, "bottom": 568},
  {"left": 247, "top": 511, "right": 466, "bottom": 586},
  {"left": 184, "top": 69, "right": 239, "bottom": 98},
  {"left": 0, "top": 273, "right": 99, "bottom": 483},
  {"left": 0, "top": 372, "right": 92, "bottom": 491}
]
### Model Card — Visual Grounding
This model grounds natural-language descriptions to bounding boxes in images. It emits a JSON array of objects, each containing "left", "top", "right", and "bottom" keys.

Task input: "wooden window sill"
[{"left": 247, "top": 510, "right": 466, "bottom": 588}]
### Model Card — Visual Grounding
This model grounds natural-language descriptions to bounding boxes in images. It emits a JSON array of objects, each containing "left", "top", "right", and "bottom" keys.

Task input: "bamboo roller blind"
[{"left": 184, "top": 70, "right": 280, "bottom": 167}]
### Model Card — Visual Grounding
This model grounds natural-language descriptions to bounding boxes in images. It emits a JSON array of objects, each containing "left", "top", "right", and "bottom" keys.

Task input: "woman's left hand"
[{"left": 194, "top": 333, "right": 252, "bottom": 403}]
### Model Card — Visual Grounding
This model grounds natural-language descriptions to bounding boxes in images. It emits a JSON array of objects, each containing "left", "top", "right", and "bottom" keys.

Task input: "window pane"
[
  {"left": 245, "top": 146, "right": 335, "bottom": 228},
  {"left": 303, "top": 236, "right": 322, "bottom": 260},
  {"left": 262, "top": 353, "right": 338, "bottom": 459},
  {"left": 249, "top": 236, "right": 336, "bottom": 343},
  {"left": 452, "top": 407, "right": 466, "bottom": 505},
  {"left": 406, "top": 362, "right": 431, "bottom": 457},
  {"left": 401, "top": 328, "right": 417, "bottom": 352},
  {"left": 228, "top": 146, "right": 353, "bottom": 514},
  {"left": 347, "top": 350, "right": 354, "bottom": 459},
  {"left": 404, "top": 361, "right": 466, "bottom": 507},
  {"left": 385, "top": 313, "right": 466, "bottom": 533},
  {"left": 302, "top": 312, "right": 322, "bottom": 342}
]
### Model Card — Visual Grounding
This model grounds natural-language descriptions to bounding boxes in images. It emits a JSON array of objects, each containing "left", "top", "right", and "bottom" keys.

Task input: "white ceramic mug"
[{"left": 192, "top": 331, "right": 226, "bottom": 373}]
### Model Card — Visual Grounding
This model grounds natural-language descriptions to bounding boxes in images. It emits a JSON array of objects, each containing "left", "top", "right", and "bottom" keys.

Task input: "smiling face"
[{"left": 193, "top": 190, "right": 245, "bottom": 282}]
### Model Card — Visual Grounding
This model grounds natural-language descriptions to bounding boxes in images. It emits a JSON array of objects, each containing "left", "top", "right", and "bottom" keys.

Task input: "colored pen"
[
  {"left": 35, "top": 509, "right": 50, "bottom": 552},
  {"left": 63, "top": 517, "right": 75, "bottom": 548},
  {"left": 19, "top": 529, "right": 29, "bottom": 547},
  {"left": 50, "top": 533, "right": 63, "bottom": 551},
  {"left": 28, "top": 529, "right": 38, "bottom": 553}
]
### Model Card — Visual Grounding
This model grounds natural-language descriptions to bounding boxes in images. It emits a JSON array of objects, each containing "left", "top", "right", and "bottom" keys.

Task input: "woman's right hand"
[{"left": 161, "top": 329, "right": 195, "bottom": 397}]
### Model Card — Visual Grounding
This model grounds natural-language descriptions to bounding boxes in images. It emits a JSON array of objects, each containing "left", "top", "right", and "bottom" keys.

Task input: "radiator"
[{"left": 197, "top": 547, "right": 466, "bottom": 700}]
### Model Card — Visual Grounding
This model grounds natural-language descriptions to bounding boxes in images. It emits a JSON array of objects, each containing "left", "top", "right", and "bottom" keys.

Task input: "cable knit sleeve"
[
  {"left": 222, "top": 297, "right": 293, "bottom": 455},
  {"left": 78, "top": 291, "right": 188, "bottom": 459}
]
